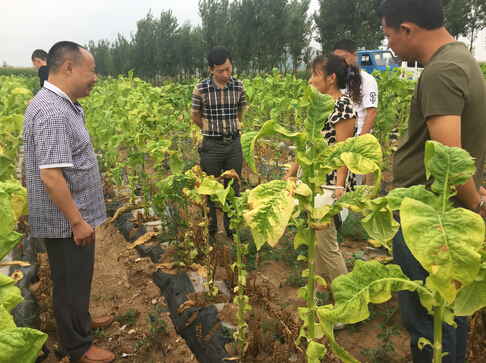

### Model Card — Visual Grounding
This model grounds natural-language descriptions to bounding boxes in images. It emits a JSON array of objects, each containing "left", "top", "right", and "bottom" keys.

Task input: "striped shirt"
[
  {"left": 191, "top": 75, "right": 248, "bottom": 136},
  {"left": 23, "top": 81, "right": 106, "bottom": 238}
]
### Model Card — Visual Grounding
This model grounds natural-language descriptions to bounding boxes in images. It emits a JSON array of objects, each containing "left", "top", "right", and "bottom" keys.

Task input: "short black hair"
[
  {"left": 377, "top": 0, "right": 444, "bottom": 31},
  {"left": 332, "top": 39, "right": 357, "bottom": 54},
  {"left": 208, "top": 46, "right": 232, "bottom": 69},
  {"left": 47, "top": 41, "right": 86, "bottom": 74},
  {"left": 31, "top": 49, "right": 48, "bottom": 62}
]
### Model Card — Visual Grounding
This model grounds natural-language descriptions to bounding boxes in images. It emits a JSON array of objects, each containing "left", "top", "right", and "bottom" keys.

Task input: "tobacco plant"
[
  {"left": 0, "top": 154, "right": 48, "bottom": 362},
  {"left": 241, "top": 85, "right": 382, "bottom": 362},
  {"left": 196, "top": 169, "right": 251, "bottom": 360},
  {"left": 316, "top": 141, "right": 486, "bottom": 363}
]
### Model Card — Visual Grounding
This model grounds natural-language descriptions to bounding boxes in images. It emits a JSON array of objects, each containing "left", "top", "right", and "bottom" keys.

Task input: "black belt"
[{"left": 204, "top": 132, "right": 240, "bottom": 142}]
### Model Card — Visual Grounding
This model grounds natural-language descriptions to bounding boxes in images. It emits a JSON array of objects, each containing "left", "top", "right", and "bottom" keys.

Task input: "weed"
[
  {"left": 344, "top": 250, "right": 366, "bottom": 268},
  {"left": 337, "top": 211, "right": 369, "bottom": 243},
  {"left": 116, "top": 309, "right": 139, "bottom": 326},
  {"left": 145, "top": 305, "right": 170, "bottom": 345},
  {"left": 91, "top": 289, "right": 103, "bottom": 301},
  {"left": 92, "top": 328, "right": 110, "bottom": 340},
  {"left": 261, "top": 318, "right": 284, "bottom": 342},
  {"left": 361, "top": 322, "right": 405, "bottom": 362}
]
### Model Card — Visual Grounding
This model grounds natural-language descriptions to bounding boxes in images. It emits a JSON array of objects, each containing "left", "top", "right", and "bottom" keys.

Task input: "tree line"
[{"left": 87, "top": 0, "right": 486, "bottom": 82}]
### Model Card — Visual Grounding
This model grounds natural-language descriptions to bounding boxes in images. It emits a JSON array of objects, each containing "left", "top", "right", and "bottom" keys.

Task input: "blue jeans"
[{"left": 393, "top": 218, "right": 468, "bottom": 362}]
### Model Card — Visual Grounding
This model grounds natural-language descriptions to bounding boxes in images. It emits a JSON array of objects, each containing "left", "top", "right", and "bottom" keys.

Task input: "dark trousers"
[
  {"left": 393, "top": 218, "right": 468, "bottom": 363},
  {"left": 44, "top": 237, "right": 95, "bottom": 360},
  {"left": 199, "top": 135, "right": 242, "bottom": 236}
]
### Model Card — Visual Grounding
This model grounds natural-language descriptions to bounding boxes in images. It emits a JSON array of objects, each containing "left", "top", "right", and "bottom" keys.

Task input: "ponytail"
[{"left": 311, "top": 54, "right": 363, "bottom": 106}]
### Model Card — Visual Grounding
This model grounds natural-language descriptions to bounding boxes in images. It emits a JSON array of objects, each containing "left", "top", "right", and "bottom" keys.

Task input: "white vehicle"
[{"left": 400, "top": 60, "right": 424, "bottom": 80}]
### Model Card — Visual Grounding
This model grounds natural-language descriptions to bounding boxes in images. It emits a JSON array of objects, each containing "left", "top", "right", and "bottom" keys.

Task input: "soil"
[{"left": 29, "top": 151, "right": 486, "bottom": 363}]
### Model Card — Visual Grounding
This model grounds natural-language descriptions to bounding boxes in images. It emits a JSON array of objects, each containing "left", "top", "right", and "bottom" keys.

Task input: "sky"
[{"left": 1, "top": 0, "right": 322, "bottom": 68}]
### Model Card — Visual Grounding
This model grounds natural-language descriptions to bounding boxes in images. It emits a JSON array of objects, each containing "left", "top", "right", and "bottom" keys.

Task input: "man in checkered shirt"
[
  {"left": 192, "top": 46, "right": 248, "bottom": 245},
  {"left": 24, "top": 41, "right": 115, "bottom": 363}
]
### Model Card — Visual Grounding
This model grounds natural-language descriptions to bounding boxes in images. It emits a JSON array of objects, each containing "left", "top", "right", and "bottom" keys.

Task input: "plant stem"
[
  {"left": 433, "top": 298, "right": 446, "bottom": 363},
  {"left": 203, "top": 200, "right": 213, "bottom": 295},
  {"left": 307, "top": 145, "right": 316, "bottom": 341},
  {"left": 235, "top": 227, "right": 245, "bottom": 359}
]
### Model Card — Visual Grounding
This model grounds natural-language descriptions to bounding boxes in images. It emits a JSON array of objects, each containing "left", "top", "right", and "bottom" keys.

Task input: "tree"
[
  {"left": 465, "top": 0, "right": 486, "bottom": 52},
  {"left": 314, "top": 0, "right": 383, "bottom": 52},
  {"left": 253, "top": 0, "right": 289, "bottom": 73},
  {"left": 287, "top": 0, "right": 311, "bottom": 75},
  {"left": 199, "top": 0, "right": 233, "bottom": 49},
  {"left": 111, "top": 33, "right": 133, "bottom": 77},
  {"left": 87, "top": 39, "right": 114, "bottom": 77},
  {"left": 132, "top": 11, "right": 159, "bottom": 80},
  {"left": 156, "top": 10, "right": 179, "bottom": 79},
  {"left": 443, "top": 0, "right": 470, "bottom": 39}
]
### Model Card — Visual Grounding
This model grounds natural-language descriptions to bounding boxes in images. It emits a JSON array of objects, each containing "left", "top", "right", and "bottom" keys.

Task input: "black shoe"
[
  {"left": 209, "top": 235, "right": 217, "bottom": 246},
  {"left": 225, "top": 229, "right": 236, "bottom": 239}
]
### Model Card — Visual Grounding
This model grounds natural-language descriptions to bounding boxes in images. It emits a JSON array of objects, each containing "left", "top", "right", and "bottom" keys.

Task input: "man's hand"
[{"left": 72, "top": 220, "right": 95, "bottom": 246}]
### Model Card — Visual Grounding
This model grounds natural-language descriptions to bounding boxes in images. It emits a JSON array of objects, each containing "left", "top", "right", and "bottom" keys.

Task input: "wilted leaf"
[
  {"left": 190, "top": 263, "right": 207, "bottom": 278},
  {"left": 9, "top": 270, "right": 23, "bottom": 283},
  {"left": 178, "top": 300, "right": 198, "bottom": 314},
  {"left": 112, "top": 206, "right": 127, "bottom": 222},
  {"left": 156, "top": 262, "right": 175, "bottom": 271},
  {"left": 128, "top": 232, "right": 158, "bottom": 249}
]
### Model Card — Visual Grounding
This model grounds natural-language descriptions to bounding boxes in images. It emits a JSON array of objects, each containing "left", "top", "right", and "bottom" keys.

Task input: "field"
[{"left": 1, "top": 70, "right": 485, "bottom": 363}]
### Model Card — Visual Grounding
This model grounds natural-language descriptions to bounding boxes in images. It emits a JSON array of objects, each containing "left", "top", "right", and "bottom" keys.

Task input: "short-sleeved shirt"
[
  {"left": 321, "top": 95, "right": 358, "bottom": 190},
  {"left": 392, "top": 42, "right": 486, "bottom": 207},
  {"left": 23, "top": 81, "right": 106, "bottom": 238},
  {"left": 341, "top": 70, "right": 378, "bottom": 135},
  {"left": 191, "top": 75, "right": 248, "bottom": 136}
]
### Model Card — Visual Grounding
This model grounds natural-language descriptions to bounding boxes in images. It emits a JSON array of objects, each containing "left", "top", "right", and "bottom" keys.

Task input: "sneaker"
[{"left": 90, "top": 315, "right": 113, "bottom": 330}]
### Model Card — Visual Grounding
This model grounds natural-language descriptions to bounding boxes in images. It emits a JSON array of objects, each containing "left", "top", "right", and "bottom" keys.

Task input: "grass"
[{"left": 337, "top": 211, "right": 370, "bottom": 243}]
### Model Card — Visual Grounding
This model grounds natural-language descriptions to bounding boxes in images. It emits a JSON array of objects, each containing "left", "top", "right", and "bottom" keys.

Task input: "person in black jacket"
[{"left": 31, "top": 49, "right": 49, "bottom": 87}]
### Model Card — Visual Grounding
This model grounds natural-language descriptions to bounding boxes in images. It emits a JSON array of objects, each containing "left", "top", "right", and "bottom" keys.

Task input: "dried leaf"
[
  {"left": 156, "top": 262, "right": 175, "bottom": 271},
  {"left": 112, "top": 206, "right": 127, "bottom": 222},
  {"left": 223, "top": 357, "right": 240, "bottom": 361},
  {"left": 191, "top": 263, "right": 207, "bottom": 278},
  {"left": 0, "top": 261, "right": 30, "bottom": 267},
  {"left": 178, "top": 300, "right": 197, "bottom": 314},
  {"left": 9, "top": 270, "right": 23, "bottom": 283},
  {"left": 128, "top": 232, "right": 158, "bottom": 249}
]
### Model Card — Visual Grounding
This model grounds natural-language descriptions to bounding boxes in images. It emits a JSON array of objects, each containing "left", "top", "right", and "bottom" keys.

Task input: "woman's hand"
[{"left": 335, "top": 187, "right": 345, "bottom": 201}]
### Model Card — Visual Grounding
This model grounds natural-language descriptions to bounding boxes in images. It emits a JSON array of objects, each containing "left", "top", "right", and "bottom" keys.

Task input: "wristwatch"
[{"left": 474, "top": 195, "right": 485, "bottom": 213}]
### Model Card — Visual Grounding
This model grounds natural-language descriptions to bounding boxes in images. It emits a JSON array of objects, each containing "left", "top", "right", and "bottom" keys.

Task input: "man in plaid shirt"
[
  {"left": 192, "top": 46, "right": 248, "bottom": 245},
  {"left": 24, "top": 41, "right": 115, "bottom": 363}
]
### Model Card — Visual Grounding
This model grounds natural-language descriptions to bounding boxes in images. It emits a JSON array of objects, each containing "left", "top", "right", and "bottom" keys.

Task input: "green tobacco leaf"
[
  {"left": 424, "top": 140, "right": 476, "bottom": 200},
  {"left": 0, "top": 231, "right": 23, "bottom": 261},
  {"left": 0, "top": 155, "right": 14, "bottom": 182},
  {"left": 0, "top": 328, "right": 48, "bottom": 363},
  {"left": 313, "top": 134, "right": 382, "bottom": 190},
  {"left": 361, "top": 203, "right": 399, "bottom": 252},
  {"left": 317, "top": 260, "right": 433, "bottom": 325},
  {"left": 385, "top": 186, "right": 442, "bottom": 211},
  {"left": 315, "top": 309, "right": 361, "bottom": 363},
  {"left": 452, "top": 263, "right": 486, "bottom": 316},
  {"left": 241, "top": 131, "right": 259, "bottom": 173},
  {"left": 306, "top": 341, "right": 327, "bottom": 361},
  {"left": 424, "top": 141, "right": 476, "bottom": 209},
  {"left": 0, "top": 191, "right": 14, "bottom": 235},
  {"left": 304, "top": 86, "right": 335, "bottom": 142},
  {"left": 169, "top": 152, "right": 185, "bottom": 175},
  {"left": 244, "top": 179, "right": 296, "bottom": 249},
  {"left": 401, "top": 198, "right": 484, "bottom": 303},
  {"left": 0, "top": 274, "right": 23, "bottom": 331},
  {"left": 147, "top": 140, "right": 171, "bottom": 164}
]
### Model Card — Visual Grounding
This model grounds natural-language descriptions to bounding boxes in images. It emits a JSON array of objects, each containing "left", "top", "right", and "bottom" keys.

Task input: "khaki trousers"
[{"left": 314, "top": 218, "right": 348, "bottom": 280}]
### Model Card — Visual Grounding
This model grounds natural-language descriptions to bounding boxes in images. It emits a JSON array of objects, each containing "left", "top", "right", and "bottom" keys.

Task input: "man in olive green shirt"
[{"left": 378, "top": 0, "right": 486, "bottom": 362}]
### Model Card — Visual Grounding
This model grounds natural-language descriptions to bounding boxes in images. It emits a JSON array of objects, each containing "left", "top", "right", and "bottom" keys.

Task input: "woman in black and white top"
[{"left": 284, "top": 54, "right": 362, "bottom": 320}]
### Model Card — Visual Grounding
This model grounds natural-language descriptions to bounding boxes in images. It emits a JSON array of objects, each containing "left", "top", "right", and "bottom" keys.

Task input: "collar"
[
  {"left": 43, "top": 81, "right": 82, "bottom": 113},
  {"left": 209, "top": 74, "right": 235, "bottom": 90}
]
